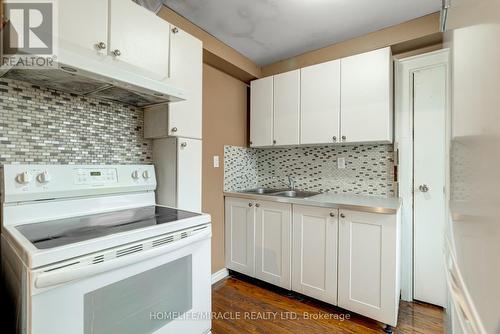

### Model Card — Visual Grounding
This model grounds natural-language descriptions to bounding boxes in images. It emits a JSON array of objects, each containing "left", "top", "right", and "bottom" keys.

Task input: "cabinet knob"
[
  {"left": 180, "top": 142, "right": 188, "bottom": 148},
  {"left": 111, "top": 49, "right": 121, "bottom": 57},
  {"left": 96, "top": 41, "right": 106, "bottom": 50},
  {"left": 329, "top": 212, "right": 335, "bottom": 217},
  {"left": 255, "top": 203, "right": 260, "bottom": 208},
  {"left": 248, "top": 203, "right": 253, "bottom": 207},
  {"left": 340, "top": 213, "right": 346, "bottom": 218},
  {"left": 171, "top": 127, "right": 178, "bottom": 133},
  {"left": 172, "top": 27, "right": 179, "bottom": 34},
  {"left": 418, "top": 184, "right": 430, "bottom": 193},
  {"left": 273, "top": 140, "right": 277, "bottom": 145},
  {"left": 249, "top": 141, "right": 253, "bottom": 146},
  {"left": 341, "top": 135, "right": 346, "bottom": 141},
  {"left": 332, "top": 136, "right": 337, "bottom": 142}
]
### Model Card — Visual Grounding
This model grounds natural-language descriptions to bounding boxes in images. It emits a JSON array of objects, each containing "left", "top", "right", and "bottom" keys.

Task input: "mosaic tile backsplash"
[
  {"left": 0, "top": 78, "right": 152, "bottom": 164},
  {"left": 224, "top": 144, "right": 395, "bottom": 197}
]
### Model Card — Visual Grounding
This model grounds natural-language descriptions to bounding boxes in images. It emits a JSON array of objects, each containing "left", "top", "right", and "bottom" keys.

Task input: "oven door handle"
[{"left": 33, "top": 227, "right": 211, "bottom": 289}]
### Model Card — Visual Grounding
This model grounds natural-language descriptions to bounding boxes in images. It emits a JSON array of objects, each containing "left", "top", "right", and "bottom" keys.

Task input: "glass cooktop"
[{"left": 16, "top": 206, "right": 201, "bottom": 250}]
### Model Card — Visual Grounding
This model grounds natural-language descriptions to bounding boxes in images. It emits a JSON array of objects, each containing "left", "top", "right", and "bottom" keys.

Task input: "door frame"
[{"left": 394, "top": 49, "right": 451, "bottom": 301}]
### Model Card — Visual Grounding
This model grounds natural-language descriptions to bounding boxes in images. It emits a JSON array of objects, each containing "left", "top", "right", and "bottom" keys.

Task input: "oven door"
[{"left": 29, "top": 226, "right": 211, "bottom": 334}]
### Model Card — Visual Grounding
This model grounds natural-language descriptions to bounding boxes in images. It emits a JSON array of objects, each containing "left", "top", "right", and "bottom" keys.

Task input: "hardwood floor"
[{"left": 212, "top": 275, "right": 444, "bottom": 334}]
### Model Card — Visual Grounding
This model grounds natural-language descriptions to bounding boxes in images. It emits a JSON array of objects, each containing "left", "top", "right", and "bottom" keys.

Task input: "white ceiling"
[{"left": 162, "top": 0, "right": 441, "bottom": 66}]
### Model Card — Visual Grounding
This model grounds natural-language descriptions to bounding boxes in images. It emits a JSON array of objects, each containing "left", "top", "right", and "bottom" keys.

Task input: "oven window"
[{"left": 84, "top": 256, "right": 192, "bottom": 334}]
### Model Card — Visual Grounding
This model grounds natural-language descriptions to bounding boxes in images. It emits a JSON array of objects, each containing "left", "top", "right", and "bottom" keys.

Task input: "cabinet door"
[
  {"left": 255, "top": 201, "right": 292, "bottom": 289},
  {"left": 177, "top": 138, "right": 202, "bottom": 212},
  {"left": 108, "top": 0, "right": 170, "bottom": 80},
  {"left": 250, "top": 77, "right": 273, "bottom": 147},
  {"left": 300, "top": 60, "right": 341, "bottom": 144},
  {"left": 273, "top": 70, "right": 300, "bottom": 146},
  {"left": 338, "top": 209, "right": 399, "bottom": 326},
  {"left": 225, "top": 197, "right": 255, "bottom": 276},
  {"left": 292, "top": 205, "right": 338, "bottom": 304},
  {"left": 57, "top": 0, "right": 108, "bottom": 57},
  {"left": 341, "top": 47, "right": 393, "bottom": 143},
  {"left": 167, "top": 26, "right": 203, "bottom": 139}
]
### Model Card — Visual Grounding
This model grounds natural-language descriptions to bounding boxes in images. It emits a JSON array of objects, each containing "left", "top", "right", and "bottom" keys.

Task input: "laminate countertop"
[{"left": 223, "top": 191, "right": 401, "bottom": 214}]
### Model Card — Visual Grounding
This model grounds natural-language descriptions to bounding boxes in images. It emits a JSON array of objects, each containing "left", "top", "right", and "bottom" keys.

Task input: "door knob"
[{"left": 419, "top": 184, "right": 430, "bottom": 193}]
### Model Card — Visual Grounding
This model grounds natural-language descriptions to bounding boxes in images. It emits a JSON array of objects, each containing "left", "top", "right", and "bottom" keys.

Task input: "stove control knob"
[
  {"left": 16, "top": 171, "right": 32, "bottom": 184},
  {"left": 131, "top": 170, "right": 140, "bottom": 180},
  {"left": 37, "top": 171, "right": 51, "bottom": 183},
  {"left": 142, "top": 170, "right": 150, "bottom": 179}
]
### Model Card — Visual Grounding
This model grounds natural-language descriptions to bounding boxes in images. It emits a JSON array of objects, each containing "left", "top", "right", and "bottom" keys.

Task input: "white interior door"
[{"left": 413, "top": 65, "right": 447, "bottom": 307}]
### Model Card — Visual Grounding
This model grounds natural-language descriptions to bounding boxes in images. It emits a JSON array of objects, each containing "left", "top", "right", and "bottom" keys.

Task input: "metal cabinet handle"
[
  {"left": 329, "top": 212, "right": 335, "bottom": 217},
  {"left": 172, "top": 27, "right": 179, "bottom": 34},
  {"left": 111, "top": 49, "right": 121, "bottom": 57},
  {"left": 171, "top": 127, "right": 178, "bottom": 133},
  {"left": 248, "top": 203, "right": 253, "bottom": 207},
  {"left": 180, "top": 142, "right": 187, "bottom": 148},
  {"left": 340, "top": 213, "right": 346, "bottom": 218},
  {"left": 419, "top": 184, "right": 430, "bottom": 193},
  {"left": 332, "top": 136, "right": 337, "bottom": 142},
  {"left": 96, "top": 42, "right": 106, "bottom": 50}
]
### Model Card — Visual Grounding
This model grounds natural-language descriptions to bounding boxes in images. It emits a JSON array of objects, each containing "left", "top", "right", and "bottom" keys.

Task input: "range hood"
[{"left": 1, "top": 48, "right": 186, "bottom": 107}]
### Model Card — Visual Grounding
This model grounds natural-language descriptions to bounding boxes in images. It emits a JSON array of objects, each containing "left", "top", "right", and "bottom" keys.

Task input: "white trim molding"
[{"left": 211, "top": 268, "right": 229, "bottom": 285}]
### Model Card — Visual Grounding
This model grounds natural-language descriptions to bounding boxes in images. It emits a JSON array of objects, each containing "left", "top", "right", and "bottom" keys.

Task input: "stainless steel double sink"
[{"left": 241, "top": 187, "right": 320, "bottom": 199}]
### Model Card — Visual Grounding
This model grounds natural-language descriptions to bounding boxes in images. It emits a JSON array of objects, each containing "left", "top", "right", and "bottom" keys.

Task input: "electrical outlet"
[
  {"left": 337, "top": 157, "right": 346, "bottom": 169},
  {"left": 213, "top": 155, "right": 220, "bottom": 168}
]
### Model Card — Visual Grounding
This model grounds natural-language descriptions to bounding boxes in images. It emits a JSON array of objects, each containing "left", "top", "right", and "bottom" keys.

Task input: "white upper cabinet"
[
  {"left": 143, "top": 28, "right": 203, "bottom": 140},
  {"left": 292, "top": 205, "right": 338, "bottom": 304},
  {"left": 341, "top": 47, "right": 393, "bottom": 143},
  {"left": 338, "top": 209, "right": 400, "bottom": 327},
  {"left": 273, "top": 70, "right": 300, "bottom": 146},
  {"left": 57, "top": 0, "right": 108, "bottom": 57},
  {"left": 167, "top": 26, "right": 203, "bottom": 139},
  {"left": 108, "top": 0, "right": 170, "bottom": 81},
  {"left": 250, "top": 47, "right": 393, "bottom": 147},
  {"left": 300, "top": 60, "right": 341, "bottom": 145},
  {"left": 250, "top": 77, "right": 274, "bottom": 147},
  {"left": 255, "top": 201, "right": 292, "bottom": 289}
]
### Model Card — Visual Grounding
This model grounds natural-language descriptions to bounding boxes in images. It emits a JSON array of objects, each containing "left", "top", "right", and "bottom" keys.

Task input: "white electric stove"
[{"left": 1, "top": 164, "right": 212, "bottom": 334}]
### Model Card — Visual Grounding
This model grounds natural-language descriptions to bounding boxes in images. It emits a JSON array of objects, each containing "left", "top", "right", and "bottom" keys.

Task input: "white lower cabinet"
[
  {"left": 292, "top": 205, "right": 338, "bottom": 304},
  {"left": 255, "top": 201, "right": 292, "bottom": 289},
  {"left": 225, "top": 197, "right": 256, "bottom": 276},
  {"left": 338, "top": 209, "right": 400, "bottom": 327},
  {"left": 225, "top": 198, "right": 400, "bottom": 327},
  {"left": 225, "top": 197, "right": 292, "bottom": 287}
]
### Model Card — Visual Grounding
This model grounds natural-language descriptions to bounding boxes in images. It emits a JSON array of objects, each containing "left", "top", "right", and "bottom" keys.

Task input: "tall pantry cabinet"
[{"left": 144, "top": 25, "right": 203, "bottom": 212}]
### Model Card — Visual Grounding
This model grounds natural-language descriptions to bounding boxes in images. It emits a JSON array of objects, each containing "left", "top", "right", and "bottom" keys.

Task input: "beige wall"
[
  {"left": 262, "top": 13, "right": 442, "bottom": 77},
  {"left": 202, "top": 64, "right": 248, "bottom": 273}
]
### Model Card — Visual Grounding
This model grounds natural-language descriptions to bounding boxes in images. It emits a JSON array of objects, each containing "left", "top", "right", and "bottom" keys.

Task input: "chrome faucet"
[{"left": 287, "top": 175, "right": 295, "bottom": 190}]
